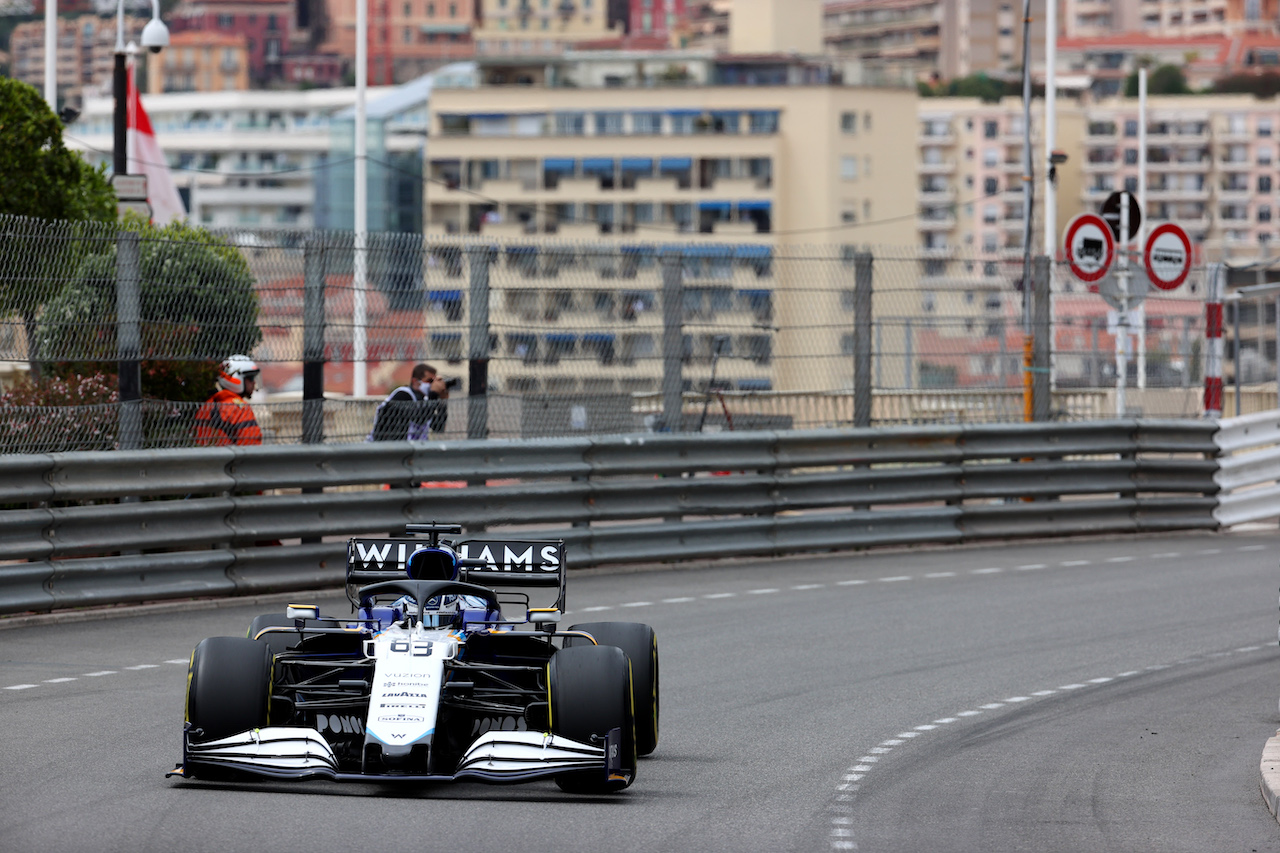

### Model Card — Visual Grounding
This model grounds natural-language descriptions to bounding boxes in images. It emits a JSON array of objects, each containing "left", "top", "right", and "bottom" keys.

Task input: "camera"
[{"left": 443, "top": 377, "right": 461, "bottom": 391}]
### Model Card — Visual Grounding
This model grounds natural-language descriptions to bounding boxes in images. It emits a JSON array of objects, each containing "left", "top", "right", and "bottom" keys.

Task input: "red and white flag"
[{"left": 126, "top": 64, "right": 186, "bottom": 225}]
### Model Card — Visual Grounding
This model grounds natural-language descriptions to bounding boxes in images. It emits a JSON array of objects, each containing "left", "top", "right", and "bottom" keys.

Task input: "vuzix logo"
[
  {"left": 458, "top": 542, "right": 562, "bottom": 573},
  {"left": 315, "top": 714, "right": 365, "bottom": 735}
]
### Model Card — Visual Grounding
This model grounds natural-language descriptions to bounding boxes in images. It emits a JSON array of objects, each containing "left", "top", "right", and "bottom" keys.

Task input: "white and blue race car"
[{"left": 169, "top": 524, "right": 658, "bottom": 793}]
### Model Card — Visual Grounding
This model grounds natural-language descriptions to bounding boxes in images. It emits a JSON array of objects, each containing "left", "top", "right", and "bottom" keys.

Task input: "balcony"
[
  {"left": 1082, "top": 157, "right": 1119, "bottom": 172},
  {"left": 917, "top": 130, "right": 956, "bottom": 146},
  {"left": 917, "top": 188, "right": 956, "bottom": 204},
  {"left": 1083, "top": 186, "right": 1114, "bottom": 202},
  {"left": 916, "top": 214, "right": 956, "bottom": 231},
  {"left": 921, "top": 244, "right": 955, "bottom": 258},
  {"left": 919, "top": 160, "right": 956, "bottom": 175},
  {"left": 1217, "top": 184, "right": 1252, "bottom": 203}
]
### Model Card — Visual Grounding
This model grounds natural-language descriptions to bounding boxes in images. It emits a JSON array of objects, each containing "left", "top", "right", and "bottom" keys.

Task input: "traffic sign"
[
  {"left": 111, "top": 174, "right": 148, "bottom": 201},
  {"left": 1143, "top": 223, "right": 1192, "bottom": 291},
  {"left": 1101, "top": 191, "right": 1142, "bottom": 243},
  {"left": 117, "top": 200, "right": 152, "bottom": 220},
  {"left": 1095, "top": 270, "right": 1150, "bottom": 311},
  {"left": 1064, "top": 212, "right": 1115, "bottom": 283}
]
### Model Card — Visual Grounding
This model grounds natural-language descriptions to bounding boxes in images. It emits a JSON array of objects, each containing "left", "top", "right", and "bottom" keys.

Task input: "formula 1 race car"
[{"left": 168, "top": 524, "right": 658, "bottom": 793}]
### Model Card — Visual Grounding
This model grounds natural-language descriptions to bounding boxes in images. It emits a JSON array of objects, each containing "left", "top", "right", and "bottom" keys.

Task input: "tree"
[
  {"left": 1212, "top": 72, "right": 1280, "bottom": 99},
  {"left": 0, "top": 78, "right": 116, "bottom": 378},
  {"left": 1124, "top": 64, "right": 1191, "bottom": 97},
  {"left": 36, "top": 215, "right": 262, "bottom": 413}
]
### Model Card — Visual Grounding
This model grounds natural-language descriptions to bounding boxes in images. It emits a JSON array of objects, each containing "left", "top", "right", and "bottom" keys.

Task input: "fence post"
[
  {"left": 116, "top": 230, "right": 141, "bottom": 451},
  {"left": 904, "top": 318, "right": 914, "bottom": 390},
  {"left": 661, "top": 252, "right": 684, "bottom": 432},
  {"left": 853, "top": 251, "right": 873, "bottom": 428},
  {"left": 302, "top": 236, "right": 327, "bottom": 446},
  {"left": 1032, "top": 255, "right": 1051, "bottom": 422},
  {"left": 466, "top": 244, "right": 493, "bottom": 440}
]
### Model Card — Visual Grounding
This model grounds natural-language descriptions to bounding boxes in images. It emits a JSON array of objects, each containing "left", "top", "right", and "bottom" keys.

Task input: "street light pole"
[{"left": 44, "top": 0, "right": 57, "bottom": 108}]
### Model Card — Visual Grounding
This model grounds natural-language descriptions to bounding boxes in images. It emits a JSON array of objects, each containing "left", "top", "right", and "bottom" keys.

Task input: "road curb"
[{"left": 1261, "top": 730, "right": 1280, "bottom": 822}]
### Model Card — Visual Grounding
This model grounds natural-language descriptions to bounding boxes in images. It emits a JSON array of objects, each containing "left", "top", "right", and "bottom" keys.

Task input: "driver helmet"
[{"left": 217, "top": 354, "right": 260, "bottom": 395}]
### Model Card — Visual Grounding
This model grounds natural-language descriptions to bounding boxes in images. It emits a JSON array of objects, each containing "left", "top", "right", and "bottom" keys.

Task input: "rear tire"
[
  {"left": 247, "top": 613, "right": 299, "bottom": 659},
  {"left": 549, "top": 644, "right": 635, "bottom": 794},
  {"left": 566, "top": 622, "right": 659, "bottom": 756},
  {"left": 186, "top": 636, "right": 271, "bottom": 743}
]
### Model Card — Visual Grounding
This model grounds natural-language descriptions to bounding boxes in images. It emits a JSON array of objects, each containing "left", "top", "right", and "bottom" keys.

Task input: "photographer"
[{"left": 368, "top": 363, "right": 450, "bottom": 442}]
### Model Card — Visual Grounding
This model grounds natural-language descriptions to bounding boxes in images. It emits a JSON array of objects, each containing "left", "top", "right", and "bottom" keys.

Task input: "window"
[
  {"left": 1261, "top": 175, "right": 1273, "bottom": 192},
  {"left": 841, "top": 156, "right": 858, "bottom": 180},
  {"left": 1262, "top": 118, "right": 1274, "bottom": 137},
  {"left": 1124, "top": 176, "right": 1138, "bottom": 193},
  {"left": 1124, "top": 119, "right": 1138, "bottom": 137},
  {"left": 1260, "top": 205, "right": 1272, "bottom": 223},
  {"left": 554, "top": 112, "right": 585, "bottom": 135},
  {"left": 632, "top": 111, "right": 662, "bottom": 135},
  {"left": 748, "top": 111, "right": 779, "bottom": 134},
  {"left": 670, "top": 113, "right": 696, "bottom": 135},
  {"left": 1124, "top": 148, "right": 1138, "bottom": 165},
  {"left": 983, "top": 177, "right": 998, "bottom": 195},
  {"left": 841, "top": 112, "right": 857, "bottom": 134},
  {"left": 595, "top": 112, "right": 623, "bottom": 135},
  {"left": 983, "top": 120, "right": 998, "bottom": 139},
  {"left": 983, "top": 205, "right": 998, "bottom": 224},
  {"left": 983, "top": 149, "right": 998, "bottom": 167}
]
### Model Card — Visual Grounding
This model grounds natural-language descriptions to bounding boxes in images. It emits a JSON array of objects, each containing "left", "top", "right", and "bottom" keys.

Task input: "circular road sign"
[
  {"left": 1064, "top": 212, "right": 1115, "bottom": 283},
  {"left": 1143, "top": 223, "right": 1192, "bottom": 291},
  {"left": 1101, "top": 191, "right": 1142, "bottom": 243}
]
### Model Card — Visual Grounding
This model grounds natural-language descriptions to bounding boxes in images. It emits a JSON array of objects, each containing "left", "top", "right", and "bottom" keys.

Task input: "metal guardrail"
[
  {"left": 0, "top": 420, "right": 1221, "bottom": 616},
  {"left": 1213, "top": 410, "right": 1280, "bottom": 527}
]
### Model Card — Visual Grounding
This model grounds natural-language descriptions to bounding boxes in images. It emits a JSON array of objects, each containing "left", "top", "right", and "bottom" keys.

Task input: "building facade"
[
  {"left": 319, "top": 0, "right": 475, "bottom": 84},
  {"left": 1062, "top": 0, "right": 1279, "bottom": 38},
  {"left": 423, "top": 32, "right": 918, "bottom": 397},
  {"left": 168, "top": 0, "right": 296, "bottom": 86},
  {"left": 823, "top": 0, "right": 1050, "bottom": 84},
  {"left": 1080, "top": 94, "right": 1280, "bottom": 264},
  {"left": 66, "top": 83, "right": 406, "bottom": 229},
  {"left": 151, "top": 30, "right": 251, "bottom": 93},
  {"left": 8, "top": 13, "right": 147, "bottom": 106}
]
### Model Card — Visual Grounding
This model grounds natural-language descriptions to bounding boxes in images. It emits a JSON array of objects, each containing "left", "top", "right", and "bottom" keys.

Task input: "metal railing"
[
  {"left": 1213, "top": 410, "right": 1280, "bottom": 527},
  {"left": 0, "top": 419, "right": 1220, "bottom": 616}
]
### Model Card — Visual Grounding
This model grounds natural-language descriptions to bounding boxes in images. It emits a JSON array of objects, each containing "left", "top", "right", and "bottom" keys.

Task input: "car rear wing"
[{"left": 345, "top": 534, "right": 566, "bottom": 617}]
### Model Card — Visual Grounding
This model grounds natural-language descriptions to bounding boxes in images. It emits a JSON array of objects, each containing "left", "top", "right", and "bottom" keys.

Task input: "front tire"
[
  {"left": 186, "top": 636, "right": 271, "bottom": 743},
  {"left": 565, "top": 622, "right": 659, "bottom": 756},
  {"left": 548, "top": 644, "right": 636, "bottom": 793}
]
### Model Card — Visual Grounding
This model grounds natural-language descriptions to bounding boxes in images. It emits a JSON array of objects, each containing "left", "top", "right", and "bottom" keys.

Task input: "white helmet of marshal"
[{"left": 217, "top": 354, "right": 260, "bottom": 395}]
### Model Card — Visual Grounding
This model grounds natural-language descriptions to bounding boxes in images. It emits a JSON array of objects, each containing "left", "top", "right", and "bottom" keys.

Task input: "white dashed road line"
[{"left": 826, "top": 642, "right": 1273, "bottom": 851}]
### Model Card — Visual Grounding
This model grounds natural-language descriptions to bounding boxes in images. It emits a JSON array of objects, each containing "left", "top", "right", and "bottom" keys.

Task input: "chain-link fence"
[{"left": 0, "top": 215, "right": 1234, "bottom": 451}]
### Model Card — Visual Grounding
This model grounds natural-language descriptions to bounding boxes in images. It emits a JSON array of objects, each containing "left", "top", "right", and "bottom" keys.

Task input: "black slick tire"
[
  {"left": 548, "top": 644, "right": 636, "bottom": 794},
  {"left": 186, "top": 636, "right": 271, "bottom": 743},
  {"left": 565, "top": 621, "right": 659, "bottom": 756}
]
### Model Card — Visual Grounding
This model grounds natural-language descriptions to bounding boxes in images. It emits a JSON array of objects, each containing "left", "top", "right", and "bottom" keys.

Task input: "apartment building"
[
  {"left": 823, "top": 0, "right": 1050, "bottom": 84},
  {"left": 66, "top": 83, "right": 404, "bottom": 229},
  {"left": 151, "top": 30, "right": 251, "bottom": 93},
  {"left": 169, "top": 0, "right": 296, "bottom": 85},
  {"left": 1062, "top": 0, "right": 1279, "bottom": 38},
  {"left": 1080, "top": 94, "right": 1280, "bottom": 264},
  {"left": 8, "top": 13, "right": 148, "bottom": 106},
  {"left": 422, "top": 1, "right": 916, "bottom": 398},
  {"left": 1058, "top": 27, "right": 1280, "bottom": 97},
  {"left": 320, "top": 0, "right": 475, "bottom": 84},
  {"left": 470, "top": 0, "right": 621, "bottom": 55}
]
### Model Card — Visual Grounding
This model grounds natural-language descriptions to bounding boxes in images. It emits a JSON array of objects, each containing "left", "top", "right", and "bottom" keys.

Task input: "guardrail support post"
[
  {"left": 661, "top": 252, "right": 684, "bottom": 432},
  {"left": 466, "top": 244, "right": 494, "bottom": 441},
  {"left": 853, "top": 251, "right": 873, "bottom": 428},
  {"left": 1032, "top": 255, "right": 1051, "bottom": 422},
  {"left": 116, "top": 230, "right": 142, "bottom": 451},
  {"left": 302, "top": 236, "right": 327, "bottom": 446}
]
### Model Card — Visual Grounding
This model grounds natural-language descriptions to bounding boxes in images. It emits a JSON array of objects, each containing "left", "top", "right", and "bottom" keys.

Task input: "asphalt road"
[{"left": 2, "top": 530, "right": 1278, "bottom": 853}]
